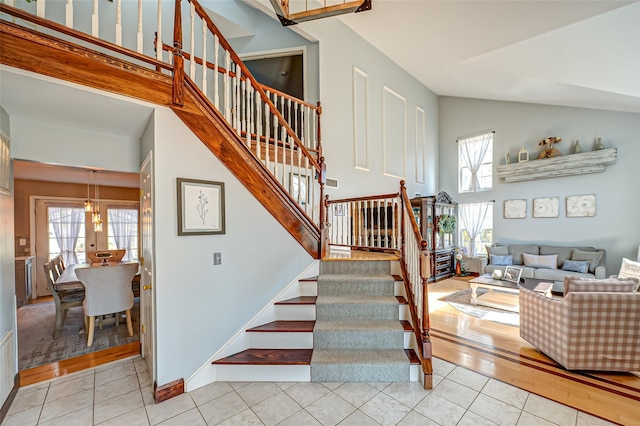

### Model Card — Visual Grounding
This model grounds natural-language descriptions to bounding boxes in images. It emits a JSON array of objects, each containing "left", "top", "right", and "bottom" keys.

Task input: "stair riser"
[
  {"left": 248, "top": 332, "right": 313, "bottom": 349},
  {"left": 317, "top": 280, "right": 394, "bottom": 297},
  {"left": 316, "top": 304, "right": 398, "bottom": 321},
  {"left": 215, "top": 365, "right": 310, "bottom": 382},
  {"left": 311, "top": 363, "right": 409, "bottom": 382},
  {"left": 314, "top": 330, "right": 404, "bottom": 350},
  {"left": 320, "top": 260, "right": 390, "bottom": 275},
  {"left": 274, "top": 305, "right": 316, "bottom": 321}
]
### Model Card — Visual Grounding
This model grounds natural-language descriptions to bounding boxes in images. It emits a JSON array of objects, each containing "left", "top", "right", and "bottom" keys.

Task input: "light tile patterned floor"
[{"left": 4, "top": 356, "right": 615, "bottom": 426}]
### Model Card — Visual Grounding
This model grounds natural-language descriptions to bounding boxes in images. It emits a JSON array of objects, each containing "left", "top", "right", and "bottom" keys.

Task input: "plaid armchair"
[{"left": 520, "top": 277, "right": 640, "bottom": 371}]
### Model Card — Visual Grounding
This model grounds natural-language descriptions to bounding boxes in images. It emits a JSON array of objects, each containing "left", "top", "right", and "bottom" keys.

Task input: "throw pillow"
[
  {"left": 508, "top": 244, "right": 539, "bottom": 265},
  {"left": 618, "top": 257, "right": 640, "bottom": 280},
  {"left": 523, "top": 253, "right": 558, "bottom": 269},
  {"left": 563, "top": 277, "right": 640, "bottom": 295},
  {"left": 485, "top": 245, "right": 509, "bottom": 256},
  {"left": 490, "top": 254, "right": 513, "bottom": 266},
  {"left": 571, "top": 248, "right": 603, "bottom": 273},
  {"left": 539, "top": 245, "right": 574, "bottom": 268},
  {"left": 561, "top": 260, "right": 590, "bottom": 274}
]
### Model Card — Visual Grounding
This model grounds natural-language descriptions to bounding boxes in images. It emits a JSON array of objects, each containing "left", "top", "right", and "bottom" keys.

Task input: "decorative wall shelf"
[{"left": 496, "top": 148, "right": 617, "bottom": 182}]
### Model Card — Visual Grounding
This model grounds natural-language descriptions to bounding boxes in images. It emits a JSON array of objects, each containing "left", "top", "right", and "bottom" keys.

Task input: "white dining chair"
[{"left": 74, "top": 263, "right": 139, "bottom": 346}]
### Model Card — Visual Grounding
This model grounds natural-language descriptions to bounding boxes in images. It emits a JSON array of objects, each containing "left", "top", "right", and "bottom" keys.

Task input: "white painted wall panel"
[
  {"left": 383, "top": 86, "right": 406, "bottom": 179},
  {"left": 353, "top": 67, "right": 369, "bottom": 171},
  {"left": 415, "top": 107, "right": 426, "bottom": 184}
]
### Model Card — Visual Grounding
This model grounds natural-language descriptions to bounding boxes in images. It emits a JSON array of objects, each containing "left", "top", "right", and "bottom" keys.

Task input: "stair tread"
[
  {"left": 318, "top": 274, "right": 395, "bottom": 282},
  {"left": 396, "top": 296, "right": 408, "bottom": 304},
  {"left": 392, "top": 274, "right": 403, "bottom": 281},
  {"left": 400, "top": 320, "right": 413, "bottom": 331},
  {"left": 405, "top": 349, "right": 420, "bottom": 365},
  {"left": 299, "top": 276, "right": 318, "bottom": 282},
  {"left": 247, "top": 320, "right": 315, "bottom": 333},
  {"left": 275, "top": 296, "right": 317, "bottom": 305},
  {"left": 212, "top": 349, "right": 312, "bottom": 365},
  {"left": 314, "top": 320, "right": 403, "bottom": 332}
]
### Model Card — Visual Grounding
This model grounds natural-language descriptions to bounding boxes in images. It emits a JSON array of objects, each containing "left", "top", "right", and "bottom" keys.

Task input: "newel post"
[
  {"left": 319, "top": 159, "right": 328, "bottom": 259},
  {"left": 420, "top": 239, "right": 433, "bottom": 389},
  {"left": 172, "top": 0, "right": 184, "bottom": 106}
]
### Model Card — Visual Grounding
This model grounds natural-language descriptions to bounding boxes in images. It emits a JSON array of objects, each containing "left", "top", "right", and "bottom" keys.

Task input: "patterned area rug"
[
  {"left": 443, "top": 289, "right": 519, "bottom": 327},
  {"left": 17, "top": 298, "right": 140, "bottom": 370}
]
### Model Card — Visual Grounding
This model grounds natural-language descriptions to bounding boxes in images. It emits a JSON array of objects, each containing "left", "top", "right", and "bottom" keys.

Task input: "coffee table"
[{"left": 469, "top": 274, "right": 553, "bottom": 313}]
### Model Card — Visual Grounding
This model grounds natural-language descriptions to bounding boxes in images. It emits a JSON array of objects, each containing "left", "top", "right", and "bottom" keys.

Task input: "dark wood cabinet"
[
  {"left": 15, "top": 256, "right": 34, "bottom": 307},
  {"left": 411, "top": 192, "right": 457, "bottom": 281}
]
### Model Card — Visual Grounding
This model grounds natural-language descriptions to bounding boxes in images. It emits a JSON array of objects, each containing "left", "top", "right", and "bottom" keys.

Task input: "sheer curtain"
[
  {"left": 108, "top": 209, "right": 137, "bottom": 261},
  {"left": 459, "top": 132, "right": 492, "bottom": 192},
  {"left": 49, "top": 207, "right": 84, "bottom": 266},
  {"left": 459, "top": 202, "right": 490, "bottom": 257}
]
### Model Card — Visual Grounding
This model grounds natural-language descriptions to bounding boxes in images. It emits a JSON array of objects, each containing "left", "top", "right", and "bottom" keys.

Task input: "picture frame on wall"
[
  {"left": 177, "top": 178, "right": 225, "bottom": 235},
  {"left": 504, "top": 266, "right": 523, "bottom": 283},
  {"left": 566, "top": 194, "right": 596, "bottom": 217},
  {"left": 504, "top": 199, "right": 526, "bottom": 219},
  {"left": 533, "top": 197, "right": 559, "bottom": 218}
]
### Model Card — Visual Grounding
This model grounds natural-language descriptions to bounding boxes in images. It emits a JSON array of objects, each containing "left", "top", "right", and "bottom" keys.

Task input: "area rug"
[
  {"left": 17, "top": 298, "right": 140, "bottom": 370},
  {"left": 443, "top": 289, "right": 519, "bottom": 327}
]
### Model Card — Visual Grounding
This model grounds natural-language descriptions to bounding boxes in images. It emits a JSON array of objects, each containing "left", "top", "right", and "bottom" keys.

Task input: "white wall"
[
  {"left": 0, "top": 106, "right": 16, "bottom": 406},
  {"left": 438, "top": 96, "right": 640, "bottom": 274},
  {"left": 299, "top": 19, "right": 439, "bottom": 199},
  {"left": 151, "top": 108, "right": 313, "bottom": 385},
  {"left": 11, "top": 117, "right": 140, "bottom": 173}
]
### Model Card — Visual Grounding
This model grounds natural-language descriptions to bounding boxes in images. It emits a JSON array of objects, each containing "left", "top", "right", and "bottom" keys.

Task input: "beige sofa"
[
  {"left": 520, "top": 276, "right": 640, "bottom": 371},
  {"left": 481, "top": 243, "right": 607, "bottom": 281}
]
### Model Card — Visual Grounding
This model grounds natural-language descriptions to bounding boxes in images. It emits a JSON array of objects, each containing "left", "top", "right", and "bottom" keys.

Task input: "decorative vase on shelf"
[
  {"left": 594, "top": 137, "right": 605, "bottom": 151},
  {"left": 506, "top": 153, "right": 511, "bottom": 164},
  {"left": 573, "top": 140, "right": 582, "bottom": 154}
]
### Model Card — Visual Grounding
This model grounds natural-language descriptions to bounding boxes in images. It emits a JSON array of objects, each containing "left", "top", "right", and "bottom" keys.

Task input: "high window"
[
  {"left": 458, "top": 202, "right": 493, "bottom": 257},
  {"left": 458, "top": 131, "right": 494, "bottom": 193}
]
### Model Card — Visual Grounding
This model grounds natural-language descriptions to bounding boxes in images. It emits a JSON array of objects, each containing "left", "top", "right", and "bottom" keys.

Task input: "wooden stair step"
[
  {"left": 247, "top": 320, "right": 315, "bottom": 333},
  {"left": 275, "top": 296, "right": 317, "bottom": 305},
  {"left": 396, "top": 295, "right": 408, "bottom": 304},
  {"left": 392, "top": 274, "right": 403, "bottom": 281},
  {"left": 405, "top": 349, "right": 420, "bottom": 365},
  {"left": 400, "top": 320, "right": 413, "bottom": 331},
  {"left": 212, "top": 349, "right": 312, "bottom": 365},
  {"left": 299, "top": 276, "right": 318, "bottom": 282}
]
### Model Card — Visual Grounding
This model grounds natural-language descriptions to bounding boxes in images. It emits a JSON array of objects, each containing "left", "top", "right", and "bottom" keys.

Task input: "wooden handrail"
[
  {"left": 185, "top": 0, "right": 321, "bottom": 173},
  {"left": 326, "top": 193, "right": 399, "bottom": 205},
  {"left": 0, "top": 4, "right": 170, "bottom": 72}
]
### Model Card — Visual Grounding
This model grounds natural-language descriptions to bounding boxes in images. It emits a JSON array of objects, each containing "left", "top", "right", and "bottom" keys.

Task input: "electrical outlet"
[{"left": 213, "top": 252, "right": 222, "bottom": 265}]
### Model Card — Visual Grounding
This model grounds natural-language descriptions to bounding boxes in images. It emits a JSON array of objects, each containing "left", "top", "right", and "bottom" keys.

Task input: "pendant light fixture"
[
  {"left": 84, "top": 170, "right": 94, "bottom": 212},
  {"left": 92, "top": 170, "right": 103, "bottom": 232}
]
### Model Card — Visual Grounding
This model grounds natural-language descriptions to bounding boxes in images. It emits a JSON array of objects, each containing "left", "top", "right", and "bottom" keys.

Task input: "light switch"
[
  {"left": 213, "top": 252, "right": 222, "bottom": 265},
  {"left": 19, "top": 238, "right": 26, "bottom": 246}
]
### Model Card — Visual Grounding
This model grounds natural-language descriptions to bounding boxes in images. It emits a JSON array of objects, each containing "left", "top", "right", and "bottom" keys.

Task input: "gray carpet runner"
[{"left": 311, "top": 259, "right": 410, "bottom": 382}]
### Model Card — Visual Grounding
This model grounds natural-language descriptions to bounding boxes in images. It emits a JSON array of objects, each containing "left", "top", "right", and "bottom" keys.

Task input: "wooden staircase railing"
[
  {"left": 1, "top": 0, "right": 326, "bottom": 257},
  {"left": 324, "top": 181, "right": 433, "bottom": 389}
]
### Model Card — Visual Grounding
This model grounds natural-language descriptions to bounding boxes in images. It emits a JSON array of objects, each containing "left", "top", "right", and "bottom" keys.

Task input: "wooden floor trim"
[{"left": 18, "top": 342, "right": 141, "bottom": 387}]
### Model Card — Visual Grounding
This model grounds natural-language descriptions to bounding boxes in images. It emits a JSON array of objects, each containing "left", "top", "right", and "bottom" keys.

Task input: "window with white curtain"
[
  {"left": 48, "top": 207, "right": 86, "bottom": 265},
  {"left": 107, "top": 208, "right": 139, "bottom": 261},
  {"left": 458, "top": 131, "right": 494, "bottom": 193},
  {"left": 458, "top": 202, "right": 493, "bottom": 257}
]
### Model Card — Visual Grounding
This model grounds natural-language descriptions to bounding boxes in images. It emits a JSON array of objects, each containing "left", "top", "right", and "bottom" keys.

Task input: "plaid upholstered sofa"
[{"left": 520, "top": 276, "right": 640, "bottom": 371}]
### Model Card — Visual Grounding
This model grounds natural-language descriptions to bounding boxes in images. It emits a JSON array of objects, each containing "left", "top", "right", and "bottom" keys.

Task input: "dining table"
[{"left": 54, "top": 261, "right": 140, "bottom": 292}]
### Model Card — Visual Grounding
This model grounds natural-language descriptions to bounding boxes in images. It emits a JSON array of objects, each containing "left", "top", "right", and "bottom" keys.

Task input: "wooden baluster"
[
  {"left": 201, "top": 21, "right": 207, "bottom": 95},
  {"left": 172, "top": 0, "right": 184, "bottom": 106},
  {"left": 37, "top": 0, "right": 45, "bottom": 18},
  {"left": 213, "top": 35, "right": 219, "bottom": 109},
  {"left": 136, "top": 0, "right": 143, "bottom": 53},
  {"left": 273, "top": 94, "right": 279, "bottom": 181},
  {"left": 255, "top": 90, "right": 262, "bottom": 159},
  {"left": 189, "top": 2, "right": 195, "bottom": 80},
  {"left": 115, "top": 0, "right": 122, "bottom": 46},
  {"left": 65, "top": 0, "right": 73, "bottom": 28},
  {"left": 156, "top": 0, "right": 162, "bottom": 60},
  {"left": 246, "top": 82, "right": 252, "bottom": 147},
  {"left": 92, "top": 0, "right": 99, "bottom": 38},
  {"left": 264, "top": 92, "right": 270, "bottom": 171},
  {"left": 224, "top": 50, "right": 230, "bottom": 121}
]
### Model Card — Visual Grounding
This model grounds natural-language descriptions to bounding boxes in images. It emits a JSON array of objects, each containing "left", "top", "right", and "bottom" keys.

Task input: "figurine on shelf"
[
  {"left": 593, "top": 137, "right": 605, "bottom": 151},
  {"left": 537, "top": 136, "right": 562, "bottom": 159}
]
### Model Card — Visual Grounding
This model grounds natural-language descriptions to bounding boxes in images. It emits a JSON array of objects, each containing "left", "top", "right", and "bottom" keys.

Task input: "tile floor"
[{"left": 4, "top": 356, "right": 615, "bottom": 426}]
